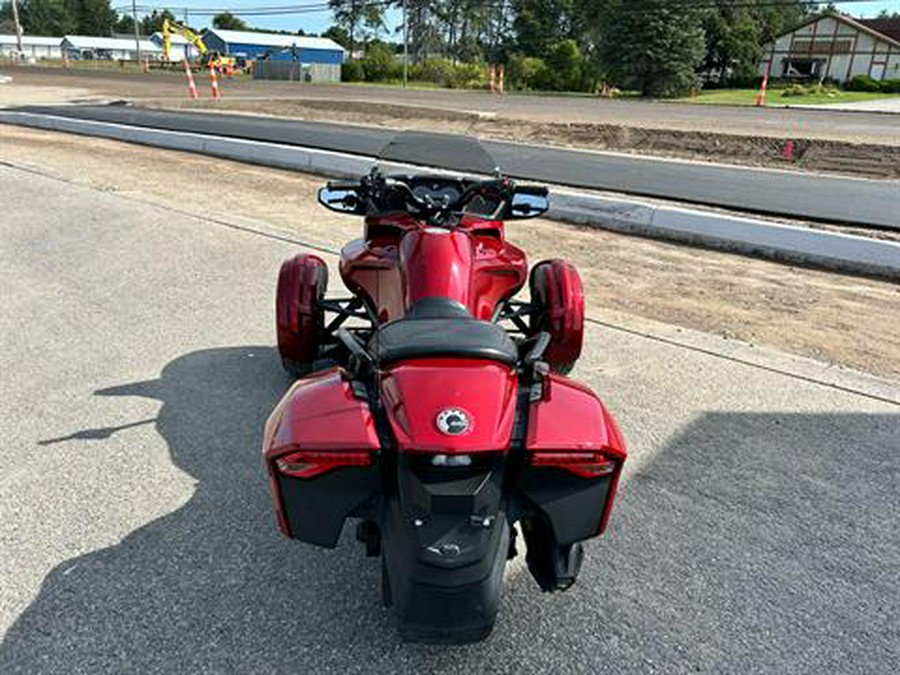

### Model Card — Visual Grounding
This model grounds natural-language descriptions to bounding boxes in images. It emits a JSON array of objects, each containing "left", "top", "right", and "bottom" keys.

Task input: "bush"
[
  {"left": 505, "top": 53, "right": 550, "bottom": 91},
  {"left": 361, "top": 42, "right": 402, "bottom": 82},
  {"left": 846, "top": 74, "right": 881, "bottom": 92},
  {"left": 880, "top": 78, "right": 900, "bottom": 93},
  {"left": 780, "top": 83, "right": 809, "bottom": 97},
  {"left": 781, "top": 83, "right": 840, "bottom": 99},
  {"left": 410, "top": 57, "right": 455, "bottom": 86},
  {"left": 341, "top": 59, "right": 364, "bottom": 82},
  {"left": 544, "top": 39, "right": 588, "bottom": 91},
  {"left": 448, "top": 61, "right": 486, "bottom": 89}
]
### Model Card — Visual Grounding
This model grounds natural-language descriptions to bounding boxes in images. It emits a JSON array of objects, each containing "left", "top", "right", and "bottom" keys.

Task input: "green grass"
[{"left": 677, "top": 88, "right": 900, "bottom": 106}]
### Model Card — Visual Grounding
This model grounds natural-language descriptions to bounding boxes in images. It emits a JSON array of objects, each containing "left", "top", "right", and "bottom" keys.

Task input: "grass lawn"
[{"left": 678, "top": 88, "right": 900, "bottom": 106}]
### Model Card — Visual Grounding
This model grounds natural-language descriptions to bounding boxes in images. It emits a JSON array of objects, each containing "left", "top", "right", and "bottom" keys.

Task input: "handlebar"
[{"left": 322, "top": 171, "right": 541, "bottom": 225}]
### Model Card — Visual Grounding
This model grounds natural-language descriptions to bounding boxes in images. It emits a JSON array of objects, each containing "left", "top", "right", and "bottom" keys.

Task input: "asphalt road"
[
  {"left": 5, "top": 66, "right": 900, "bottom": 143},
  {"left": 14, "top": 104, "right": 900, "bottom": 229},
  {"left": 1, "top": 165, "right": 898, "bottom": 673}
]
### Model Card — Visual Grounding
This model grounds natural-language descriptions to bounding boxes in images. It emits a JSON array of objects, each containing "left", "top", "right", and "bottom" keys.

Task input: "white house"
[
  {"left": 150, "top": 32, "right": 198, "bottom": 61},
  {"left": 759, "top": 13, "right": 900, "bottom": 83},
  {"left": 61, "top": 35, "right": 162, "bottom": 61},
  {"left": 0, "top": 35, "right": 62, "bottom": 59}
]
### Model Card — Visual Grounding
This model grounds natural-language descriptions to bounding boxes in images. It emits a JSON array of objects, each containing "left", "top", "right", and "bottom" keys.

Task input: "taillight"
[
  {"left": 530, "top": 451, "right": 617, "bottom": 479},
  {"left": 275, "top": 450, "right": 372, "bottom": 479}
]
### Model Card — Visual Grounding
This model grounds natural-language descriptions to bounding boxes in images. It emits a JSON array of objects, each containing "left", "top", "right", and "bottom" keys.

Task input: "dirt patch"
[
  {"left": 154, "top": 97, "right": 900, "bottom": 179},
  {"left": 0, "top": 83, "right": 98, "bottom": 107},
  {"left": 2, "top": 124, "right": 897, "bottom": 379}
]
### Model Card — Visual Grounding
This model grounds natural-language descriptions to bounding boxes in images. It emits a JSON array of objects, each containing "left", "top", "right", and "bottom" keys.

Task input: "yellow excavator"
[{"left": 161, "top": 19, "right": 239, "bottom": 72}]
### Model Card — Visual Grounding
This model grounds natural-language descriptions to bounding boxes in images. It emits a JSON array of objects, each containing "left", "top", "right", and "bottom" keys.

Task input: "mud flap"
[
  {"left": 389, "top": 518, "right": 510, "bottom": 644},
  {"left": 521, "top": 516, "right": 584, "bottom": 592}
]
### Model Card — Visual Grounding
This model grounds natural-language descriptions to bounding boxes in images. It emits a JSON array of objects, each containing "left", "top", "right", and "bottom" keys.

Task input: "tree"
[
  {"left": 702, "top": 5, "right": 761, "bottom": 83},
  {"left": 602, "top": 0, "right": 706, "bottom": 97},
  {"left": 212, "top": 12, "right": 248, "bottom": 31},
  {"left": 322, "top": 24, "right": 350, "bottom": 49},
  {"left": 328, "top": 0, "right": 384, "bottom": 55},
  {"left": 0, "top": 1, "right": 17, "bottom": 34},
  {"left": 19, "top": 0, "right": 78, "bottom": 36},
  {"left": 511, "top": 0, "right": 575, "bottom": 57},
  {"left": 140, "top": 8, "right": 176, "bottom": 36},
  {"left": 114, "top": 13, "right": 134, "bottom": 34},
  {"left": 70, "top": 0, "right": 117, "bottom": 36}
]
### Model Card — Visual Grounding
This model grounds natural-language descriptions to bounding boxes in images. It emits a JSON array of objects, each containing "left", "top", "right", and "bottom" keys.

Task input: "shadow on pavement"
[{"left": 2, "top": 345, "right": 898, "bottom": 672}]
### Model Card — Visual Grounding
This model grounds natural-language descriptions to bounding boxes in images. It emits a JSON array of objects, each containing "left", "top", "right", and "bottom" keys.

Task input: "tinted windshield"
[{"left": 376, "top": 131, "right": 498, "bottom": 176}]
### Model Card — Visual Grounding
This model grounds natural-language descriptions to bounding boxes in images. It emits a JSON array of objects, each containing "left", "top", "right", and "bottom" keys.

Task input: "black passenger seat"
[{"left": 369, "top": 297, "right": 518, "bottom": 366}]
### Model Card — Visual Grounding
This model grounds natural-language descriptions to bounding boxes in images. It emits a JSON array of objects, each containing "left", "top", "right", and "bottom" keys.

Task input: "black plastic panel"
[
  {"left": 518, "top": 467, "right": 613, "bottom": 546},
  {"left": 278, "top": 466, "right": 380, "bottom": 547}
]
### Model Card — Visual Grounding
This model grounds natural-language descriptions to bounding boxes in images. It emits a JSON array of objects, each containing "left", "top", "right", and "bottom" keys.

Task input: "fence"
[{"left": 252, "top": 61, "right": 340, "bottom": 83}]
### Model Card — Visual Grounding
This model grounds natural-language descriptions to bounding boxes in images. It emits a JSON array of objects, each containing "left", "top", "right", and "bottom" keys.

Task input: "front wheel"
[
  {"left": 529, "top": 260, "right": 585, "bottom": 375},
  {"left": 276, "top": 254, "right": 328, "bottom": 377}
]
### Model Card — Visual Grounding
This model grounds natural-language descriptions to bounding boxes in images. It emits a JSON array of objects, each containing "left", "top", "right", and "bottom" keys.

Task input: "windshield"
[{"left": 376, "top": 131, "right": 499, "bottom": 176}]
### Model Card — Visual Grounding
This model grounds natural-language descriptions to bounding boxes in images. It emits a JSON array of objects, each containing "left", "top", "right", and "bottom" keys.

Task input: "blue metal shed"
[{"left": 202, "top": 29, "right": 344, "bottom": 64}]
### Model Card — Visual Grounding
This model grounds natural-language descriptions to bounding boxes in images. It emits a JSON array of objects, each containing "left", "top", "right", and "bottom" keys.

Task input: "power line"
[{"left": 114, "top": 0, "right": 880, "bottom": 19}]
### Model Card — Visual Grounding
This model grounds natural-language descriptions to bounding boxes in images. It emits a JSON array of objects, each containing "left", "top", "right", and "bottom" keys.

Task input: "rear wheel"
[
  {"left": 276, "top": 254, "right": 328, "bottom": 377},
  {"left": 529, "top": 260, "right": 584, "bottom": 375}
]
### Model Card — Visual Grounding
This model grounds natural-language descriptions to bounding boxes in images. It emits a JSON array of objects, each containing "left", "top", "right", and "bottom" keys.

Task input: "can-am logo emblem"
[{"left": 436, "top": 408, "right": 471, "bottom": 436}]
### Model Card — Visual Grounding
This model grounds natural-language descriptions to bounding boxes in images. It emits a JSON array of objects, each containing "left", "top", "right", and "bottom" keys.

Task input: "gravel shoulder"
[{"left": 2, "top": 124, "right": 897, "bottom": 379}]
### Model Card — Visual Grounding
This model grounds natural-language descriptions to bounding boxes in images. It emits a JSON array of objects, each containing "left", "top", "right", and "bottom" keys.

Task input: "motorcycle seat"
[{"left": 370, "top": 299, "right": 518, "bottom": 366}]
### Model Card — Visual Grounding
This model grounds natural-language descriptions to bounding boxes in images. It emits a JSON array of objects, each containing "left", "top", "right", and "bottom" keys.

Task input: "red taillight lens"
[
  {"left": 530, "top": 451, "right": 617, "bottom": 479},
  {"left": 275, "top": 450, "right": 372, "bottom": 479}
]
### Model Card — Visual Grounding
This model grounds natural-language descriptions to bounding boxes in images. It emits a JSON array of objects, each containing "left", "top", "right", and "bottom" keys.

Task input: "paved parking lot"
[{"left": 1, "top": 164, "right": 897, "bottom": 673}]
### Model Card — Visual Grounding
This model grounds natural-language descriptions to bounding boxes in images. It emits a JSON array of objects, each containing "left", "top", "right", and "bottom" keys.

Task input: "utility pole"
[
  {"left": 10, "top": 0, "right": 23, "bottom": 58},
  {"left": 132, "top": 0, "right": 142, "bottom": 63},
  {"left": 402, "top": 0, "right": 408, "bottom": 88}
]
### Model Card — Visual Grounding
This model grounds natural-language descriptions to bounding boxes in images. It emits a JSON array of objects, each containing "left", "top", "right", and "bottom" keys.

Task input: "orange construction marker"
[
  {"left": 209, "top": 63, "right": 221, "bottom": 99},
  {"left": 755, "top": 67, "right": 770, "bottom": 107},
  {"left": 184, "top": 59, "right": 199, "bottom": 99}
]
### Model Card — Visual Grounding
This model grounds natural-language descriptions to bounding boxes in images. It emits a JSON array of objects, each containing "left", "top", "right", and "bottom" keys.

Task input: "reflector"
[
  {"left": 530, "top": 451, "right": 616, "bottom": 479},
  {"left": 276, "top": 450, "right": 372, "bottom": 479}
]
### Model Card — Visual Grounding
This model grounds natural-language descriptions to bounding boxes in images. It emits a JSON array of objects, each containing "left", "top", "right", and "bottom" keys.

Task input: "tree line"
[
  {"left": 0, "top": 1, "right": 276, "bottom": 38},
  {"left": 327, "top": 0, "right": 827, "bottom": 96},
  {"left": 4, "top": 0, "right": 898, "bottom": 96}
]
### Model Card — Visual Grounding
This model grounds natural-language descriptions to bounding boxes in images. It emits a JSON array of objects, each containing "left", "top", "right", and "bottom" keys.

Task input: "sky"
[{"left": 120, "top": 1, "right": 899, "bottom": 36}]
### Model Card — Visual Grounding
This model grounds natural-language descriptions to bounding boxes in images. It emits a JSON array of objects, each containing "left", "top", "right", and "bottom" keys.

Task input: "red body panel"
[
  {"left": 400, "top": 229, "right": 474, "bottom": 310},
  {"left": 340, "top": 214, "right": 526, "bottom": 322},
  {"left": 380, "top": 358, "right": 518, "bottom": 453},
  {"left": 263, "top": 368, "right": 380, "bottom": 536},
  {"left": 526, "top": 374, "right": 627, "bottom": 533}
]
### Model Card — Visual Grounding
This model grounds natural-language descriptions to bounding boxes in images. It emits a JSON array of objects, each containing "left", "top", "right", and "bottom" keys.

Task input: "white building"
[
  {"left": 149, "top": 32, "right": 198, "bottom": 61},
  {"left": 61, "top": 35, "right": 163, "bottom": 61},
  {"left": 759, "top": 13, "right": 900, "bottom": 83},
  {"left": 0, "top": 35, "right": 62, "bottom": 60}
]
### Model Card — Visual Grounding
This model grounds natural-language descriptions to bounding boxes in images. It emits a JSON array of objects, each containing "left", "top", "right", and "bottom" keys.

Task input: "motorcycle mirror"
[
  {"left": 318, "top": 186, "right": 363, "bottom": 214},
  {"left": 508, "top": 188, "right": 549, "bottom": 220}
]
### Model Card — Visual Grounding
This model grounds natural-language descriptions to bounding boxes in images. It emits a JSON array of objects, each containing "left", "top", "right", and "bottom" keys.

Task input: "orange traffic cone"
[
  {"left": 755, "top": 69, "right": 770, "bottom": 107},
  {"left": 209, "top": 63, "right": 221, "bottom": 99},
  {"left": 184, "top": 59, "right": 198, "bottom": 99}
]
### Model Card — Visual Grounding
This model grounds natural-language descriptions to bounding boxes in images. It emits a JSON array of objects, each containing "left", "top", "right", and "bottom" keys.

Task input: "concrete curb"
[{"left": 2, "top": 109, "right": 898, "bottom": 279}]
